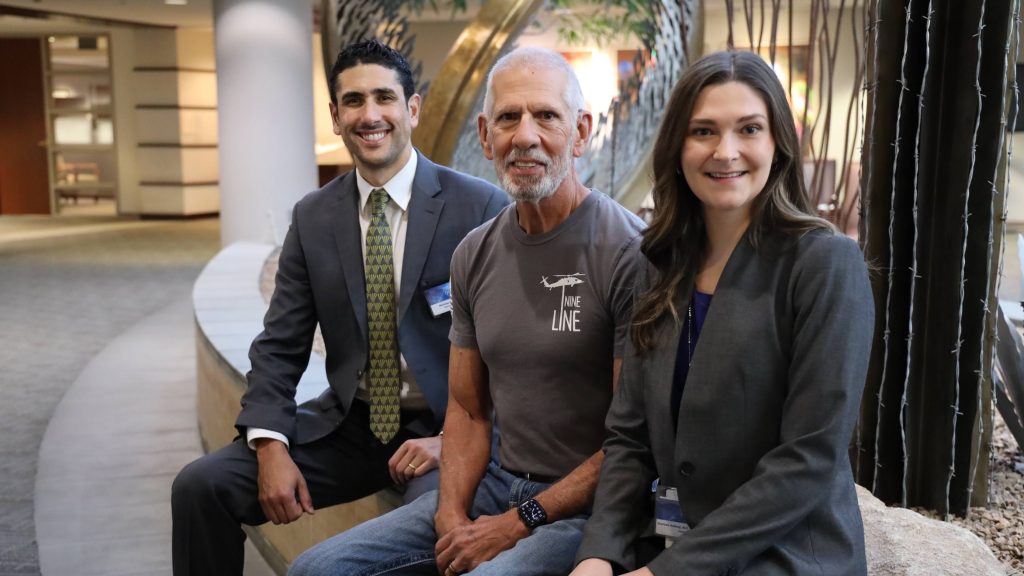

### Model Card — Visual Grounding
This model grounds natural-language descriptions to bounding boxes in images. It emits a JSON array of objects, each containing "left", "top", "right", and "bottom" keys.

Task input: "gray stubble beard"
[{"left": 496, "top": 143, "right": 574, "bottom": 203}]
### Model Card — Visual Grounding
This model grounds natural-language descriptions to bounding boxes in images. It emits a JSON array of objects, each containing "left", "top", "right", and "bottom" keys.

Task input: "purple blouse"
[{"left": 672, "top": 290, "right": 712, "bottom": 430}]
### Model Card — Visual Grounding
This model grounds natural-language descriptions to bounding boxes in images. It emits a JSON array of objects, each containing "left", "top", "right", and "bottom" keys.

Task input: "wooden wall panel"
[{"left": 0, "top": 38, "right": 50, "bottom": 215}]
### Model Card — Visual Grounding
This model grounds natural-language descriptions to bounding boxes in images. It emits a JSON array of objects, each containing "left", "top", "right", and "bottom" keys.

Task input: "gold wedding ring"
[
  {"left": 445, "top": 567, "right": 458, "bottom": 576},
  {"left": 407, "top": 462, "right": 419, "bottom": 471}
]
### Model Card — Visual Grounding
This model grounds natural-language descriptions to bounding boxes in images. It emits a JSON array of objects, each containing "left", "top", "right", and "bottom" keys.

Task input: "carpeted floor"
[{"left": 0, "top": 218, "right": 220, "bottom": 575}]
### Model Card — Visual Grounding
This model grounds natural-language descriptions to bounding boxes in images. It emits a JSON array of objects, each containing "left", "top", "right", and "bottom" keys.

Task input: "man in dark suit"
[{"left": 171, "top": 39, "right": 507, "bottom": 576}]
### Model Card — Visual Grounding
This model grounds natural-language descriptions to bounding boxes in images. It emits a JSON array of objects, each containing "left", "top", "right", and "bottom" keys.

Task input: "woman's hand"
[
  {"left": 569, "top": 558, "right": 614, "bottom": 576},
  {"left": 570, "top": 559, "right": 656, "bottom": 576}
]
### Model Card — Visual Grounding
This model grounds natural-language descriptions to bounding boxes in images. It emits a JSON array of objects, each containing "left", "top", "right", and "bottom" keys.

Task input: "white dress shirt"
[{"left": 248, "top": 152, "right": 428, "bottom": 449}]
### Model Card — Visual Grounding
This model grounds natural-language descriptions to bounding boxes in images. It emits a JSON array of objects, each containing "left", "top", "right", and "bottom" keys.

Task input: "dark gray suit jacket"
[
  {"left": 234, "top": 151, "right": 507, "bottom": 445},
  {"left": 577, "top": 230, "right": 873, "bottom": 576}
]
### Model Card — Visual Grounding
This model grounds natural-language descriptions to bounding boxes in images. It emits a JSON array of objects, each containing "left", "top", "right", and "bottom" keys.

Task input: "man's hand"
[
  {"left": 434, "top": 510, "right": 529, "bottom": 575},
  {"left": 254, "top": 438, "right": 313, "bottom": 525},
  {"left": 433, "top": 507, "right": 471, "bottom": 544},
  {"left": 388, "top": 436, "right": 441, "bottom": 485},
  {"left": 569, "top": 558, "right": 614, "bottom": 576}
]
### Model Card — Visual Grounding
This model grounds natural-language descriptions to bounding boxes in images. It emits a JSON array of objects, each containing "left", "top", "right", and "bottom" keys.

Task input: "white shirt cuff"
[{"left": 246, "top": 428, "right": 290, "bottom": 450}]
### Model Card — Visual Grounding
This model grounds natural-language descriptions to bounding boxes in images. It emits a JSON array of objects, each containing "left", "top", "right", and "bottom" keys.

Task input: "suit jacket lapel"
[
  {"left": 668, "top": 236, "right": 759, "bottom": 457},
  {"left": 331, "top": 172, "right": 368, "bottom": 339},
  {"left": 399, "top": 152, "right": 444, "bottom": 321}
]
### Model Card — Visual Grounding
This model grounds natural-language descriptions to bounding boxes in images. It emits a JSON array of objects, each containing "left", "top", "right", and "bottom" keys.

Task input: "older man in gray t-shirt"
[
  {"left": 287, "top": 46, "right": 644, "bottom": 576},
  {"left": 450, "top": 190, "right": 641, "bottom": 480}
]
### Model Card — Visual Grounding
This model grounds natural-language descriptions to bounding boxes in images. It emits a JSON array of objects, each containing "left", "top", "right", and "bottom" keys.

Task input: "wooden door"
[{"left": 0, "top": 38, "right": 51, "bottom": 214}]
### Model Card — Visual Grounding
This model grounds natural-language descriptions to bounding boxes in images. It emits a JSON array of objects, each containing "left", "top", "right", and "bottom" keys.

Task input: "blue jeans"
[{"left": 288, "top": 462, "right": 588, "bottom": 576}]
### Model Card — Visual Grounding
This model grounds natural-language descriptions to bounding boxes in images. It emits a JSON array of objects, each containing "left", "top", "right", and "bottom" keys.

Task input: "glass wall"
[{"left": 45, "top": 35, "right": 117, "bottom": 212}]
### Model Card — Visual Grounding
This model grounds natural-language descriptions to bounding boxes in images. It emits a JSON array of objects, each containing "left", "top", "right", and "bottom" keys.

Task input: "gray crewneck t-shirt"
[{"left": 450, "top": 191, "right": 644, "bottom": 478}]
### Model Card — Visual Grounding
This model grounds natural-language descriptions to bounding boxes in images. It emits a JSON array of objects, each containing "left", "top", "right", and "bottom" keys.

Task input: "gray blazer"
[
  {"left": 234, "top": 151, "right": 508, "bottom": 444},
  {"left": 577, "top": 230, "right": 873, "bottom": 576}
]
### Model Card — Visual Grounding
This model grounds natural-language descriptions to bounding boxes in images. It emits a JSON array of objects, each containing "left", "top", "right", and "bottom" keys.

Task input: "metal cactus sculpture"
[{"left": 856, "top": 0, "right": 1021, "bottom": 516}]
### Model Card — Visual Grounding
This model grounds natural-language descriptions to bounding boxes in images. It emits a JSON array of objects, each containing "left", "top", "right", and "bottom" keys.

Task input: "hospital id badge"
[
  {"left": 424, "top": 281, "right": 452, "bottom": 317},
  {"left": 655, "top": 484, "right": 689, "bottom": 547}
]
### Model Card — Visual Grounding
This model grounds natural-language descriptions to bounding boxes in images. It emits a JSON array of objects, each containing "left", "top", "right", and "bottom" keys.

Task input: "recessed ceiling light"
[{"left": 165, "top": 0, "right": 188, "bottom": 5}]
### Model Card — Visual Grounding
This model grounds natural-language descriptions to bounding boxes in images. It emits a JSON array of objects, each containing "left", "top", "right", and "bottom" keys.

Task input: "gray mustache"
[{"left": 505, "top": 150, "right": 550, "bottom": 165}]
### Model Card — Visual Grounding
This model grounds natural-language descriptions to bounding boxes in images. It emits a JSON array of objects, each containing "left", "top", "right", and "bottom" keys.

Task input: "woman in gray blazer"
[{"left": 571, "top": 51, "right": 873, "bottom": 576}]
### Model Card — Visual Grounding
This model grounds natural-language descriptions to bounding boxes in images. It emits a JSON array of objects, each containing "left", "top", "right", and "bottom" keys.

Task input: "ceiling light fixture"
[{"left": 165, "top": 0, "right": 188, "bottom": 5}]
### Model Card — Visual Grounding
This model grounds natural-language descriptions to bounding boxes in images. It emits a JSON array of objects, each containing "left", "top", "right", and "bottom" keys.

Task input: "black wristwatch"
[{"left": 517, "top": 498, "right": 548, "bottom": 530}]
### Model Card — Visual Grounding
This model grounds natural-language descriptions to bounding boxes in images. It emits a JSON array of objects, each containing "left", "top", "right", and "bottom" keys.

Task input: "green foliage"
[
  {"left": 403, "top": 0, "right": 652, "bottom": 48},
  {"left": 548, "top": 0, "right": 656, "bottom": 48}
]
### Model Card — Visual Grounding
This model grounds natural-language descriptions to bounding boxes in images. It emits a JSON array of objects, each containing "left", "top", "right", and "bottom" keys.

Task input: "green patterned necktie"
[{"left": 366, "top": 188, "right": 401, "bottom": 443}]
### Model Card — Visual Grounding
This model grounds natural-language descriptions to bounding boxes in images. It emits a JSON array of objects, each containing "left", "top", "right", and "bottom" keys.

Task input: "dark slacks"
[{"left": 171, "top": 401, "right": 437, "bottom": 576}]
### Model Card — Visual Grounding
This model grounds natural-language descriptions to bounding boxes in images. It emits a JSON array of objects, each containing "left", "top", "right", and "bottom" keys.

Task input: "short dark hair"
[{"left": 329, "top": 39, "right": 416, "bottom": 105}]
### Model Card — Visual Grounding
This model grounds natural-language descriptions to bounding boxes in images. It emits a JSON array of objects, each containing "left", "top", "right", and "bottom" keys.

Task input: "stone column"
[
  {"left": 213, "top": 0, "right": 316, "bottom": 245},
  {"left": 132, "top": 28, "right": 220, "bottom": 218}
]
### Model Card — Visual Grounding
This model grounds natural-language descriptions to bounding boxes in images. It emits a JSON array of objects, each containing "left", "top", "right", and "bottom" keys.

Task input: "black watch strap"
[{"left": 517, "top": 498, "right": 548, "bottom": 530}]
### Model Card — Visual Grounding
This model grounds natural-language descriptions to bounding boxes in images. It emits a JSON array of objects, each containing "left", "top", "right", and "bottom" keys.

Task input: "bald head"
[{"left": 482, "top": 47, "right": 586, "bottom": 119}]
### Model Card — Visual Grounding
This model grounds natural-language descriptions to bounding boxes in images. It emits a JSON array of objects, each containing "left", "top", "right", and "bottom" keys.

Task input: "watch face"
[{"left": 518, "top": 498, "right": 547, "bottom": 529}]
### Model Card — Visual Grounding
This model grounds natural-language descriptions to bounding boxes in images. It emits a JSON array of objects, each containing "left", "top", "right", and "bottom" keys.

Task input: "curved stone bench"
[{"left": 193, "top": 242, "right": 399, "bottom": 575}]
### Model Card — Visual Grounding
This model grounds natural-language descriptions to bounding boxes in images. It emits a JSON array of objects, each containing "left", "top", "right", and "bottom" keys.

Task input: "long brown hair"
[{"left": 632, "top": 50, "right": 834, "bottom": 351}]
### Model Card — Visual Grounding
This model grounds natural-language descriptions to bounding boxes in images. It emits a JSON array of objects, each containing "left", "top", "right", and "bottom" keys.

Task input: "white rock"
[{"left": 858, "top": 485, "right": 1007, "bottom": 575}]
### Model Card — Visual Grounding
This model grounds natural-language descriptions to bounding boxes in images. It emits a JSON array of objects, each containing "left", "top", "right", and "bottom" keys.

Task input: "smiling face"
[
  {"left": 478, "top": 65, "right": 587, "bottom": 202},
  {"left": 330, "top": 63, "right": 420, "bottom": 185},
  {"left": 681, "top": 81, "right": 776, "bottom": 221}
]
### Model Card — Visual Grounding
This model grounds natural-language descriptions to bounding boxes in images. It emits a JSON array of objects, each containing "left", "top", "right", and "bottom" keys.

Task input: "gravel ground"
[{"left": 914, "top": 414, "right": 1024, "bottom": 575}]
